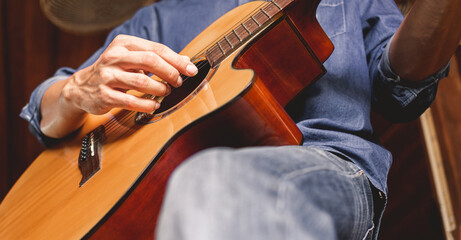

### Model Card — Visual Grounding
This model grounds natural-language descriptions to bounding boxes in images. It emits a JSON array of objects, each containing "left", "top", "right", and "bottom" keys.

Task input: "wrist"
[
  {"left": 40, "top": 74, "right": 89, "bottom": 138},
  {"left": 60, "top": 73, "right": 89, "bottom": 125},
  {"left": 61, "top": 74, "right": 86, "bottom": 115}
]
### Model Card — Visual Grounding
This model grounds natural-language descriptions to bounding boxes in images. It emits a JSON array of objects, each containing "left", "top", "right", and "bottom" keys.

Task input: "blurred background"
[{"left": 0, "top": 0, "right": 460, "bottom": 239}]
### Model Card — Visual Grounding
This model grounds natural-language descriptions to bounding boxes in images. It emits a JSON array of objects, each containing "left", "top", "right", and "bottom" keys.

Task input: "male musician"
[{"left": 21, "top": 0, "right": 460, "bottom": 239}]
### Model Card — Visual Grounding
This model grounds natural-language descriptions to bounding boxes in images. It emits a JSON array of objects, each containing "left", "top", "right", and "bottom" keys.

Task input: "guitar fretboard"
[{"left": 206, "top": 0, "right": 294, "bottom": 67}]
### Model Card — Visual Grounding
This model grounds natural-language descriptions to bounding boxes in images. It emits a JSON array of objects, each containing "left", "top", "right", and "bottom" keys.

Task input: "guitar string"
[
  {"left": 83, "top": 1, "right": 274, "bottom": 144},
  {"left": 174, "top": 1, "right": 270, "bottom": 60},
  {"left": 101, "top": 61, "right": 209, "bottom": 134},
  {"left": 101, "top": 62, "right": 209, "bottom": 140},
  {"left": 101, "top": 56, "right": 224, "bottom": 143},
  {"left": 90, "top": 61, "right": 210, "bottom": 143},
  {"left": 102, "top": 61, "right": 209, "bottom": 135}
]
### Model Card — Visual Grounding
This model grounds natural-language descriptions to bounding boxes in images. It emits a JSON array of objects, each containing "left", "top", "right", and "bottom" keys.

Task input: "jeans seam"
[
  {"left": 275, "top": 166, "right": 364, "bottom": 212},
  {"left": 310, "top": 147, "right": 362, "bottom": 173},
  {"left": 356, "top": 174, "right": 375, "bottom": 240},
  {"left": 362, "top": 224, "right": 375, "bottom": 240},
  {"left": 349, "top": 173, "right": 364, "bottom": 240}
]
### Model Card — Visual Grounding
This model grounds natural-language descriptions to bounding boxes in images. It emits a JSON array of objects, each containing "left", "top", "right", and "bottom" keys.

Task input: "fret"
[
  {"left": 216, "top": 41, "right": 225, "bottom": 54},
  {"left": 207, "top": 44, "right": 224, "bottom": 65},
  {"left": 254, "top": 11, "right": 270, "bottom": 25},
  {"left": 260, "top": 8, "right": 271, "bottom": 18},
  {"left": 273, "top": 0, "right": 292, "bottom": 9},
  {"left": 208, "top": 45, "right": 219, "bottom": 57},
  {"left": 235, "top": 25, "right": 250, "bottom": 39},
  {"left": 224, "top": 35, "right": 233, "bottom": 48},
  {"left": 262, "top": 2, "right": 280, "bottom": 18},
  {"left": 218, "top": 38, "right": 232, "bottom": 54},
  {"left": 272, "top": 0, "right": 282, "bottom": 9},
  {"left": 211, "top": 45, "right": 224, "bottom": 58},
  {"left": 233, "top": 29, "right": 242, "bottom": 41},
  {"left": 242, "top": 23, "right": 251, "bottom": 34},
  {"left": 243, "top": 18, "right": 259, "bottom": 34},
  {"left": 250, "top": 16, "right": 261, "bottom": 27},
  {"left": 226, "top": 31, "right": 241, "bottom": 47}
]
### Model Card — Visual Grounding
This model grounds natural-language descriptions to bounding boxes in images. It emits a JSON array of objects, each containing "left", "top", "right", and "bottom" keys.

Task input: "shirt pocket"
[{"left": 316, "top": 0, "right": 346, "bottom": 38}]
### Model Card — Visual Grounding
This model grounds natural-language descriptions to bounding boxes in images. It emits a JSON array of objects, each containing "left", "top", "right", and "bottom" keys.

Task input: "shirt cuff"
[
  {"left": 20, "top": 75, "right": 69, "bottom": 147},
  {"left": 377, "top": 35, "right": 450, "bottom": 108}
]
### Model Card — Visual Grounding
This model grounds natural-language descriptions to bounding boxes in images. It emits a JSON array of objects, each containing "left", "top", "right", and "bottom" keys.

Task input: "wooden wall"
[
  {"left": 373, "top": 116, "right": 445, "bottom": 239},
  {"left": 376, "top": 49, "right": 461, "bottom": 239},
  {"left": 430, "top": 48, "right": 461, "bottom": 239},
  {"left": 0, "top": 0, "right": 107, "bottom": 200},
  {"left": 0, "top": 0, "right": 8, "bottom": 203}
]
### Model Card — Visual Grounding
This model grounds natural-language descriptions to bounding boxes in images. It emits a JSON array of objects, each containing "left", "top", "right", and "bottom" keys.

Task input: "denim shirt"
[{"left": 20, "top": 0, "right": 449, "bottom": 194}]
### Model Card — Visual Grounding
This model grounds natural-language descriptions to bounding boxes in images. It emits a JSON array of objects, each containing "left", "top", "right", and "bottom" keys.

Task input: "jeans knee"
[{"left": 168, "top": 147, "right": 232, "bottom": 186}]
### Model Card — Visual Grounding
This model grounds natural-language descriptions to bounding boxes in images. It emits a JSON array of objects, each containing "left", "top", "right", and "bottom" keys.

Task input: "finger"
[
  {"left": 111, "top": 35, "right": 198, "bottom": 77},
  {"left": 107, "top": 89, "right": 160, "bottom": 113},
  {"left": 149, "top": 45, "right": 198, "bottom": 78},
  {"left": 109, "top": 70, "right": 171, "bottom": 96},
  {"left": 112, "top": 35, "right": 161, "bottom": 52},
  {"left": 118, "top": 51, "right": 185, "bottom": 87}
]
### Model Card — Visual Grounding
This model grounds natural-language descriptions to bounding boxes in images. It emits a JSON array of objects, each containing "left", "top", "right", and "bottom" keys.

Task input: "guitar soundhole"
[
  {"left": 134, "top": 60, "right": 213, "bottom": 124},
  {"left": 155, "top": 60, "right": 211, "bottom": 114}
]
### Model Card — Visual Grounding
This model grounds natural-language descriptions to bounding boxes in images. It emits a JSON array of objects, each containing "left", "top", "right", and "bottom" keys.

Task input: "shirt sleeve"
[
  {"left": 19, "top": 75, "right": 69, "bottom": 146},
  {"left": 19, "top": 5, "right": 158, "bottom": 147},
  {"left": 360, "top": 0, "right": 450, "bottom": 122},
  {"left": 372, "top": 35, "right": 450, "bottom": 122}
]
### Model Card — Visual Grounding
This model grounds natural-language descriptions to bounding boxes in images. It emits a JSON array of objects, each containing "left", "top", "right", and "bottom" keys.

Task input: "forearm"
[
  {"left": 390, "top": 0, "right": 461, "bottom": 81},
  {"left": 40, "top": 76, "right": 88, "bottom": 139}
]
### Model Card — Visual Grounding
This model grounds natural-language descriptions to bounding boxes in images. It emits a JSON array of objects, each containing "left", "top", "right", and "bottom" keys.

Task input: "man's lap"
[{"left": 156, "top": 146, "right": 375, "bottom": 240}]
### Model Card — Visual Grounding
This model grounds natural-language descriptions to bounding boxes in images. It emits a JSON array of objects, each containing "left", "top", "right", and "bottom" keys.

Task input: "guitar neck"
[{"left": 206, "top": 0, "right": 294, "bottom": 67}]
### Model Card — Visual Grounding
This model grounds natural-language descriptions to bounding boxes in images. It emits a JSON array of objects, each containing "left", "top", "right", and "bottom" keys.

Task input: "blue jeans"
[{"left": 156, "top": 146, "right": 376, "bottom": 240}]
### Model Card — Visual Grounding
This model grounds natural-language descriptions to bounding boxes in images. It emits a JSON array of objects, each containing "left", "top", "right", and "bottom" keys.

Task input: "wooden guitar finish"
[{"left": 0, "top": 0, "right": 333, "bottom": 239}]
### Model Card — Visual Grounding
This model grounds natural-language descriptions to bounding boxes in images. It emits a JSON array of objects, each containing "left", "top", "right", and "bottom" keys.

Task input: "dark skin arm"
[{"left": 390, "top": 0, "right": 461, "bottom": 81}]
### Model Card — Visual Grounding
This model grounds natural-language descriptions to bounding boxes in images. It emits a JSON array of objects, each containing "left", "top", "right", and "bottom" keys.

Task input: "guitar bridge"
[{"left": 78, "top": 126, "right": 105, "bottom": 187}]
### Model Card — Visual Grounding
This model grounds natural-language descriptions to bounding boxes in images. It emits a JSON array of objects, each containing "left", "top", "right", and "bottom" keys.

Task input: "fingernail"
[
  {"left": 176, "top": 75, "right": 183, "bottom": 87},
  {"left": 182, "top": 55, "right": 191, "bottom": 61},
  {"left": 186, "top": 64, "right": 198, "bottom": 76},
  {"left": 155, "top": 102, "right": 160, "bottom": 109}
]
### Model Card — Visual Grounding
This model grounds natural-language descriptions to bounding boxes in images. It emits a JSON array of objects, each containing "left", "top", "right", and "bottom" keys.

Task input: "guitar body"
[{"left": 0, "top": 0, "right": 333, "bottom": 239}]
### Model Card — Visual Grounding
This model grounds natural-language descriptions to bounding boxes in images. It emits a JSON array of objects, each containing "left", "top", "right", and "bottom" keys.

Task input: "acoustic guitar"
[{"left": 0, "top": 0, "right": 333, "bottom": 239}]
